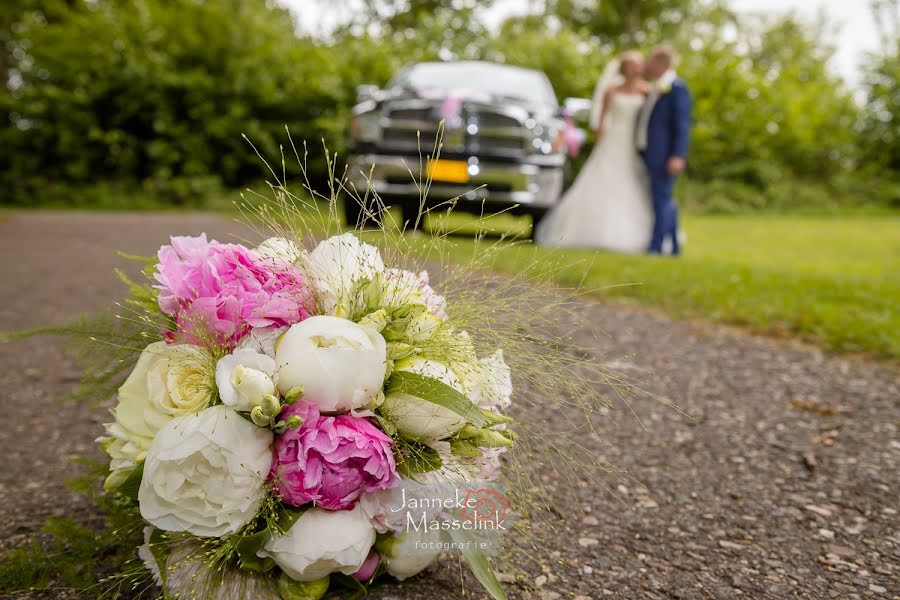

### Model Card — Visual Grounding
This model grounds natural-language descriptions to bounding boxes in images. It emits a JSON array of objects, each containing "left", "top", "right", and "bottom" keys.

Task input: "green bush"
[{"left": 0, "top": 0, "right": 896, "bottom": 210}]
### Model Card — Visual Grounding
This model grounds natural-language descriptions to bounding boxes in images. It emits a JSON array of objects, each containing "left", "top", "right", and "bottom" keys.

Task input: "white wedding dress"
[{"left": 536, "top": 93, "right": 652, "bottom": 252}]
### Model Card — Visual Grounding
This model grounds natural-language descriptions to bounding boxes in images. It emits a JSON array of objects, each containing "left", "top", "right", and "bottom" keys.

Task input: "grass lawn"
[{"left": 419, "top": 212, "right": 899, "bottom": 359}]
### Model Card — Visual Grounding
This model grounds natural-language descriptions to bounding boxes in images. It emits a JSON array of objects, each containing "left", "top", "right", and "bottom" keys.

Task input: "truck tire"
[
  {"left": 402, "top": 202, "right": 426, "bottom": 231},
  {"left": 530, "top": 208, "right": 548, "bottom": 241},
  {"left": 344, "top": 200, "right": 365, "bottom": 228}
]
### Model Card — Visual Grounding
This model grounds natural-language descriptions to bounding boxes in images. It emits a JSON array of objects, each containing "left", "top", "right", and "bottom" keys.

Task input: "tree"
[
  {"left": 547, "top": 0, "right": 695, "bottom": 46},
  {"left": 1, "top": 0, "right": 348, "bottom": 201}
]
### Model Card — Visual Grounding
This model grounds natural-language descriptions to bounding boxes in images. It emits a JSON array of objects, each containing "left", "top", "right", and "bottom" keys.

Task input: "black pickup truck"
[{"left": 347, "top": 61, "right": 586, "bottom": 231}]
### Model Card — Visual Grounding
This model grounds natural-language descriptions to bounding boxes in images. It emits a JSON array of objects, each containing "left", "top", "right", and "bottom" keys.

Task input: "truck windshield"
[{"left": 389, "top": 62, "right": 558, "bottom": 108}]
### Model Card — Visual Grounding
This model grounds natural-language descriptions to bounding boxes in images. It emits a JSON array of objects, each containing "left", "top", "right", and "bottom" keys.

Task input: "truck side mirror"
[{"left": 356, "top": 84, "right": 380, "bottom": 103}]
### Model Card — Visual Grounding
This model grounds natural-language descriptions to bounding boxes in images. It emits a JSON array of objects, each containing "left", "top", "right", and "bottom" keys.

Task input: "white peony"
[
  {"left": 359, "top": 486, "right": 407, "bottom": 534},
  {"left": 304, "top": 233, "right": 384, "bottom": 316},
  {"left": 464, "top": 350, "right": 513, "bottom": 411},
  {"left": 237, "top": 326, "right": 287, "bottom": 359},
  {"left": 377, "top": 528, "right": 443, "bottom": 581},
  {"left": 381, "top": 358, "right": 469, "bottom": 442},
  {"left": 138, "top": 405, "right": 273, "bottom": 538},
  {"left": 259, "top": 505, "right": 376, "bottom": 582},
  {"left": 275, "top": 315, "right": 387, "bottom": 413},
  {"left": 216, "top": 348, "right": 277, "bottom": 411},
  {"left": 428, "top": 440, "right": 505, "bottom": 484},
  {"left": 256, "top": 237, "right": 302, "bottom": 264},
  {"left": 99, "top": 341, "right": 215, "bottom": 490},
  {"left": 382, "top": 268, "right": 448, "bottom": 320},
  {"left": 361, "top": 477, "right": 453, "bottom": 534}
]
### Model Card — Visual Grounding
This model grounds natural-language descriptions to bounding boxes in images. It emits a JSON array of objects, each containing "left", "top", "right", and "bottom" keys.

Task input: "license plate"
[{"left": 427, "top": 159, "right": 470, "bottom": 183}]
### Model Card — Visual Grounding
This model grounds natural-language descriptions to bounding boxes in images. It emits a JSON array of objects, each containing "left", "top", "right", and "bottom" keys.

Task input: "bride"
[{"left": 536, "top": 51, "right": 653, "bottom": 252}]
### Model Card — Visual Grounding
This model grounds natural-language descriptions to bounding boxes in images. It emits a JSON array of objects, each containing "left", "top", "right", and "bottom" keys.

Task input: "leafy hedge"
[{"left": 1, "top": 0, "right": 896, "bottom": 209}]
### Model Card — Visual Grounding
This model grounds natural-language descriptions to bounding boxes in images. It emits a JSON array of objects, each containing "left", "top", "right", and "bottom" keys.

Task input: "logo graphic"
[{"left": 461, "top": 488, "right": 509, "bottom": 528}]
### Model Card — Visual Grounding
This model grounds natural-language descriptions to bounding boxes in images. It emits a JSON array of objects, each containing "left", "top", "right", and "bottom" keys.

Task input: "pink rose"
[
  {"left": 270, "top": 401, "right": 399, "bottom": 511},
  {"left": 154, "top": 234, "right": 313, "bottom": 347}
]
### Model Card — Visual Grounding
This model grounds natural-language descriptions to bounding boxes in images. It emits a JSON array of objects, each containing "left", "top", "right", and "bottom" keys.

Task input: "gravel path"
[{"left": 1, "top": 211, "right": 897, "bottom": 599}]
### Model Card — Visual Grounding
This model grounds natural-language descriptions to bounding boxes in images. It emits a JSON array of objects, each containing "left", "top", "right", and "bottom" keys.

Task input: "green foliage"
[
  {"left": 429, "top": 212, "right": 900, "bottom": 358},
  {"left": 547, "top": 0, "right": 695, "bottom": 45},
  {"left": 482, "top": 16, "right": 605, "bottom": 100},
  {"left": 2, "top": 0, "right": 347, "bottom": 203},
  {"left": 393, "top": 437, "right": 443, "bottom": 475},
  {"left": 449, "top": 528, "right": 508, "bottom": 600},
  {"left": 385, "top": 371, "right": 489, "bottom": 427},
  {"left": 675, "top": 10, "right": 860, "bottom": 185},
  {"left": 1, "top": 0, "right": 896, "bottom": 209},
  {"left": 0, "top": 463, "right": 147, "bottom": 595},
  {"left": 860, "top": 49, "right": 900, "bottom": 176}
]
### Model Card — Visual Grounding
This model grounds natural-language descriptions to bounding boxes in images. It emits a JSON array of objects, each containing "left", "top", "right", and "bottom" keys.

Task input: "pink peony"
[
  {"left": 271, "top": 401, "right": 399, "bottom": 511},
  {"left": 352, "top": 551, "right": 381, "bottom": 582},
  {"left": 154, "top": 234, "right": 313, "bottom": 346}
]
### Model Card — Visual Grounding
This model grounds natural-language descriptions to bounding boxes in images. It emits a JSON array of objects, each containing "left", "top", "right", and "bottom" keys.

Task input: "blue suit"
[{"left": 640, "top": 79, "right": 692, "bottom": 255}]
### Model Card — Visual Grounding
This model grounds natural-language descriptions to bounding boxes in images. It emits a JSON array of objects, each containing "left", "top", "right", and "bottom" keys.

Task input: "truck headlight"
[{"left": 350, "top": 107, "right": 381, "bottom": 143}]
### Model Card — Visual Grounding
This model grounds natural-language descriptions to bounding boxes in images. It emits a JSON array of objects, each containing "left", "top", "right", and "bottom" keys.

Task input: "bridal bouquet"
[{"left": 99, "top": 230, "right": 517, "bottom": 599}]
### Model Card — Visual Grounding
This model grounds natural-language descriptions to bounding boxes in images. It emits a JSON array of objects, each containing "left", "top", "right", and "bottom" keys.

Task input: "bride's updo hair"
[{"left": 619, "top": 50, "right": 644, "bottom": 77}]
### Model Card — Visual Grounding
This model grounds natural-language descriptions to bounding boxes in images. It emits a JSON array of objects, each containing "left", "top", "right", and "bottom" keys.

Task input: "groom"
[{"left": 636, "top": 44, "right": 692, "bottom": 255}]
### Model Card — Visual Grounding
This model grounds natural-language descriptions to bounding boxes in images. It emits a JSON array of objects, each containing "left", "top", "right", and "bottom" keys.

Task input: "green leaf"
[
  {"left": 148, "top": 527, "right": 169, "bottom": 590},
  {"left": 450, "top": 438, "right": 484, "bottom": 458},
  {"left": 116, "top": 462, "right": 144, "bottom": 501},
  {"left": 234, "top": 504, "right": 307, "bottom": 572},
  {"left": 395, "top": 440, "right": 443, "bottom": 476},
  {"left": 385, "top": 371, "right": 487, "bottom": 428},
  {"left": 329, "top": 573, "right": 368, "bottom": 600},
  {"left": 449, "top": 529, "right": 508, "bottom": 600}
]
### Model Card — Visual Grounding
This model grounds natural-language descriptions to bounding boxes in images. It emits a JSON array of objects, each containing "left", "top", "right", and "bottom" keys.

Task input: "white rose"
[
  {"left": 216, "top": 348, "right": 277, "bottom": 411},
  {"left": 275, "top": 315, "right": 387, "bottom": 413},
  {"left": 304, "top": 233, "right": 384, "bottom": 315},
  {"left": 256, "top": 236, "right": 302, "bottom": 264},
  {"left": 237, "top": 326, "right": 287, "bottom": 358},
  {"left": 259, "top": 505, "right": 375, "bottom": 582},
  {"left": 99, "top": 341, "right": 215, "bottom": 490},
  {"left": 378, "top": 528, "right": 443, "bottom": 581},
  {"left": 381, "top": 358, "right": 469, "bottom": 442},
  {"left": 99, "top": 422, "right": 154, "bottom": 491},
  {"left": 139, "top": 405, "right": 273, "bottom": 538}
]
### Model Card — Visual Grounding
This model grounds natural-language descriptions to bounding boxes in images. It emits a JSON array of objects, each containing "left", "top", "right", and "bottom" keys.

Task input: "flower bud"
[
  {"left": 283, "top": 386, "right": 304, "bottom": 405},
  {"left": 362, "top": 274, "right": 384, "bottom": 309},
  {"left": 456, "top": 424, "right": 515, "bottom": 447},
  {"left": 386, "top": 342, "right": 416, "bottom": 361},
  {"left": 260, "top": 394, "right": 282, "bottom": 418},
  {"left": 358, "top": 309, "right": 389, "bottom": 333},
  {"left": 276, "top": 572, "right": 330, "bottom": 600},
  {"left": 479, "top": 408, "right": 514, "bottom": 427},
  {"left": 250, "top": 405, "right": 271, "bottom": 427},
  {"left": 285, "top": 415, "right": 304, "bottom": 430}
]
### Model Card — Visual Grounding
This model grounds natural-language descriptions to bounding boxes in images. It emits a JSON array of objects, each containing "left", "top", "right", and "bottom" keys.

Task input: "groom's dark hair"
[{"left": 649, "top": 43, "right": 676, "bottom": 66}]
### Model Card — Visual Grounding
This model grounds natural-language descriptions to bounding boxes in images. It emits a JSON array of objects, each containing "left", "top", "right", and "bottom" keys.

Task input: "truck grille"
[{"left": 380, "top": 101, "right": 531, "bottom": 158}]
